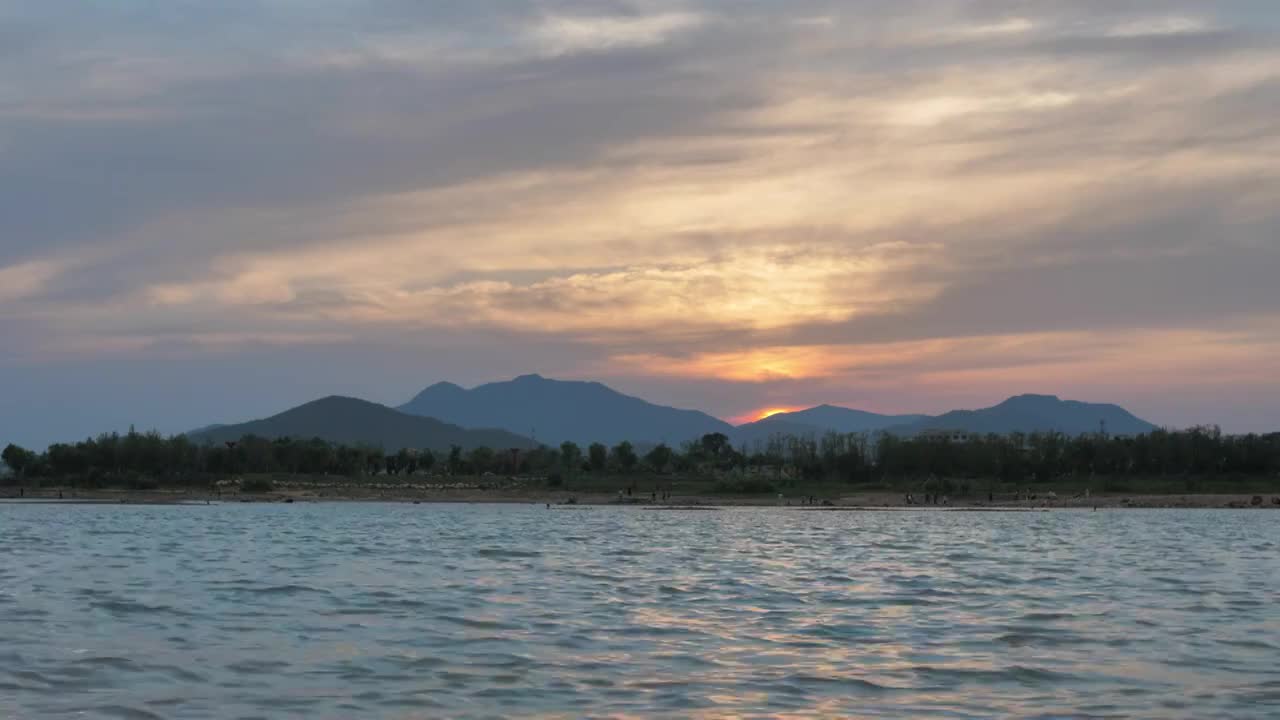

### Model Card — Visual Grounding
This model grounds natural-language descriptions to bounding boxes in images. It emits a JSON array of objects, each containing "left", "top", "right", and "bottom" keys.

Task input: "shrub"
[
  {"left": 1102, "top": 476, "right": 1132, "bottom": 493},
  {"left": 80, "top": 469, "right": 106, "bottom": 489},
  {"left": 127, "top": 473, "right": 160, "bottom": 491},
  {"left": 240, "top": 477, "right": 275, "bottom": 493},
  {"left": 714, "top": 479, "right": 777, "bottom": 494}
]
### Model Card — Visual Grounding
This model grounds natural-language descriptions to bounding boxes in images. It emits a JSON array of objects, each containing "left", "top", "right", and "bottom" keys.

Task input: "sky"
[{"left": 2, "top": 1, "right": 1279, "bottom": 449}]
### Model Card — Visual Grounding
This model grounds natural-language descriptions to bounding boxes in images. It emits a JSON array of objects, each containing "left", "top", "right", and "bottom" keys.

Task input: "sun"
[{"left": 729, "top": 406, "right": 804, "bottom": 424}]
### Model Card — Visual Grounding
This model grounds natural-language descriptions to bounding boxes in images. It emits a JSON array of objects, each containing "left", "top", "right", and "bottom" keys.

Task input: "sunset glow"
[
  {"left": 3, "top": 2, "right": 1279, "bottom": 448},
  {"left": 757, "top": 408, "right": 803, "bottom": 422},
  {"left": 721, "top": 406, "right": 806, "bottom": 426}
]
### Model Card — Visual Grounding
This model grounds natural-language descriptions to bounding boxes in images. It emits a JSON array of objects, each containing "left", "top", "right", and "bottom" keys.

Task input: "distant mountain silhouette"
[
  {"left": 399, "top": 374, "right": 734, "bottom": 447},
  {"left": 732, "top": 418, "right": 828, "bottom": 446},
  {"left": 734, "top": 404, "right": 927, "bottom": 445},
  {"left": 187, "top": 396, "right": 536, "bottom": 451},
  {"left": 190, "top": 382, "right": 1159, "bottom": 453},
  {"left": 886, "top": 394, "right": 1157, "bottom": 436}
]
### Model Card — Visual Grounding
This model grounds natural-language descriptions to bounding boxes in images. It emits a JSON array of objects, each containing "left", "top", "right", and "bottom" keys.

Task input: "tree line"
[{"left": 3, "top": 425, "right": 1279, "bottom": 490}]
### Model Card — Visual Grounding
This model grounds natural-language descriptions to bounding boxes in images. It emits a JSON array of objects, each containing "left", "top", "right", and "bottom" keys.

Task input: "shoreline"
[{"left": 3, "top": 487, "right": 1278, "bottom": 509}]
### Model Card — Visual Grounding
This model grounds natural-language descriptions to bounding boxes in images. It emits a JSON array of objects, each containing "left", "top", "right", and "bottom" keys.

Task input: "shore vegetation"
[{"left": 3, "top": 426, "right": 1278, "bottom": 499}]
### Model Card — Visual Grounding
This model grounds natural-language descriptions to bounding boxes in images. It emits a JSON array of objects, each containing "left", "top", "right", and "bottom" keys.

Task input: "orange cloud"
[
  {"left": 611, "top": 346, "right": 852, "bottom": 383},
  {"left": 604, "top": 326, "right": 1280, "bottom": 399}
]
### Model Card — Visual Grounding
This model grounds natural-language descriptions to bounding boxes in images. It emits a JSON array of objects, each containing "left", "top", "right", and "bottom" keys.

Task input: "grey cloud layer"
[
  {"left": 4, "top": 2, "right": 1273, "bottom": 284},
  {"left": 2, "top": 0, "right": 1278, "bottom": 443}
]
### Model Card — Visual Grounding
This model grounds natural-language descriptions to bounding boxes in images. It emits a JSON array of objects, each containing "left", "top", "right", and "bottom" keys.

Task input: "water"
[{"left": 1, "top": 503, "right": 1278, "bottom": 719}]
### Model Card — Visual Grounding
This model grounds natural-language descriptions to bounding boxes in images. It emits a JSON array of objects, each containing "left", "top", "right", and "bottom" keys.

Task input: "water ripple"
[{"left": 1, "top": 504, "right": 1278, "bottom": 718}]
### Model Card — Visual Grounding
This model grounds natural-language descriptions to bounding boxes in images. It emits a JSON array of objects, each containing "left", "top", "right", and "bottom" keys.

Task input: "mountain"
[
  {"left": 732, "top": 418, "right": 827, "bottom": 446},
  {"left": 187, "top": 396, "right": 537, "bottom": 451},
  {"left": 399, "top": 374, "right": 734, "bottom": 447},
  {"left": 183, "top": 387, "right": 1160, "bottom": 452},
  {"left": 886, "top": 394, "right": 1157, "bottom": 437},
  {"left": 734, "top": 404, "right": 927, "bottom": 442}
]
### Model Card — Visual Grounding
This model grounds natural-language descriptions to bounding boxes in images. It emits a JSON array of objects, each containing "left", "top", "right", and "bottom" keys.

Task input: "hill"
[
  {"left": 399, "top": 374, "right": 734, "bottom": 447},
  {"left": 886, "top": 394, "right": 1158, "bottom": 437},
  {"left": 734, "top": 404, "right": 927, "bottom": 445},
  {"left": 732, "top": 418, "right": 828, "bottom": 447},
  {"left": 187, "top": 396, "right": 537, "bottom": 451}
]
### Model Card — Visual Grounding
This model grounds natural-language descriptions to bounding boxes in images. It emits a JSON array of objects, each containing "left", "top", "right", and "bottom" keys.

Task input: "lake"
[{"left": 2, "top": 503, "right": 1278, "bottom": 718}]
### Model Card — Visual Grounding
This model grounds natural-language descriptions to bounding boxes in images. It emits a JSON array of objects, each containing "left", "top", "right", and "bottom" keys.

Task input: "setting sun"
[{"left": 729, "top": 406, "right": 805, "bottom": 425}]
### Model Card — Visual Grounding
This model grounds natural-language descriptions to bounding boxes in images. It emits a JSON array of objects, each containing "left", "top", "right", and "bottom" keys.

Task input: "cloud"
[
  {"left": 1106, "top": 15, "right": 1216, "bottom": 39},
  {"left": 2, "top": 0, "right": 1279, "bottom": 442},
  {"left": 530, "top": 11, "right": 704, "bottom": 55},
  {"left": 604, "top": 326, "right": 1280, "bottom": 391},
  {"left": 0, "top": 260, "right": 62, "bottom": 303}
]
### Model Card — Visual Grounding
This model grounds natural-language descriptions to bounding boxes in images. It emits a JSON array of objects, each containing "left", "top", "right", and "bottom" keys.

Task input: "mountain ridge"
[
  {"left": 883, "top": 393, "right": 1156, "bottom": 437},
  {"left": 184, "top": 379, "right": 1160, "bottom": 453},
  {"left": 186, "top": 396, "right": 537, "bottom": 451},
  {"left": 399, "top": 374, "right": 734, "bottom": 447},
  {"left": 731, "top": 404, "right": 929, "bottom": 446}
]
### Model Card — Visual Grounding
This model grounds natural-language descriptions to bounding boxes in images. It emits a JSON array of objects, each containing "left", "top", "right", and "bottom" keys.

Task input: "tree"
[
  {"left": 645, "top": 443, "right": 673, "bottom": 472},
  {"left": 611, "top": 441, "right": 638, "bottom": 472},
  {"left": 700, "top": 432, "right": 730, "bottom": 458},
  {"left": 468, "top": 446, "right": 495, "bottom": 474},
  {"left": 447, "top": 445, "right": 463, "bottom": 475},
  {"left": 521, "top": 446, "right": 558, "bottom": 474},
  {"left": 560, "top": 442, "right": 581, "bottom": 477},
  {"left": 48, "top": 443, "right": 89, "bottom": 477},
  {"left": 588, "top": 442, "right": 608, "bottom": 472},
  {"left": 394, "top": 448, "right": 415, "bottom": 475},
  {"left": 419, "top": 450, "right": 435, "bottom": 474},
  {"left": 2, "top": 444, "right": 35, "bottom": 477}
]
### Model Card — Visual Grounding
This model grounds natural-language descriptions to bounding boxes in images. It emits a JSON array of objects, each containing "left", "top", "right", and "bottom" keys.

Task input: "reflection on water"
[{"left": 2, "top": 504, "right": 1278, "bottom": 718}]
